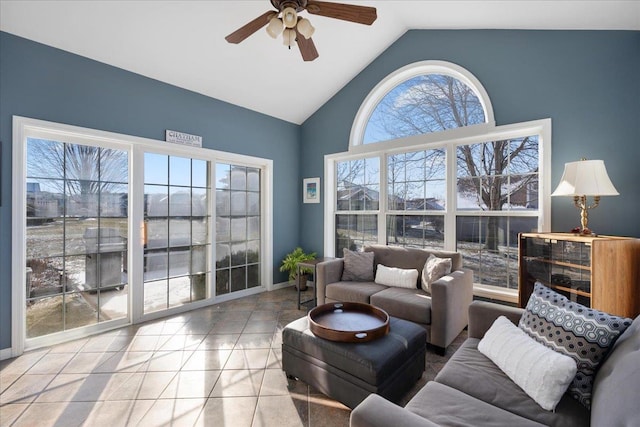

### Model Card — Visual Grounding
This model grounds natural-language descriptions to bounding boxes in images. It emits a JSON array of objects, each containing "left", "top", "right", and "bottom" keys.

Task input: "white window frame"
[
  {"left": 326, "top": 62, "right": 551, "bottom": 303},
  {"left": 11, "top": 116, "right": 273, "bottom": 356}
]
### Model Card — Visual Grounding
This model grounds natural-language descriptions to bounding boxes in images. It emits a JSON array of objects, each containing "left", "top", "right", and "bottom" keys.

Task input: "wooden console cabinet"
[{"left": 518, "top": 232, "right": 640, "bottom": 318}]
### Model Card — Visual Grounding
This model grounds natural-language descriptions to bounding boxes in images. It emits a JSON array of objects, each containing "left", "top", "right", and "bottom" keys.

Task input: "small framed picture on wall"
[{"left": 303, "top": 177, "right": 320, "bottom": 204}]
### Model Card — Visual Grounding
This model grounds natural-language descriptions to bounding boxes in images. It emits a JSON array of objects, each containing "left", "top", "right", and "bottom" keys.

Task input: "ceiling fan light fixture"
[
  {"left": 282, "top": 7, "right": 298, "bottom": 28},
  {"left": 296, "top": 17, "right": 315, "bottom": 39},
  {"left": 266, "top": 16, "right": 284, "bottom": 38},
  {"left": 282, "top": 28, "right": 296, "bottom": 48}
]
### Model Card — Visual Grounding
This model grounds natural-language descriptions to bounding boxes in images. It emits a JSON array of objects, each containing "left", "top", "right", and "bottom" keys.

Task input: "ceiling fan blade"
[
  {"left": 225, "top": 11, "right": 277, "bottom": 44},
  {"left": 295, "top": 29, "right": 319, "bottom": 61},
  {"left": 305, "top": 1, "right": 377, "bottom": 25}
]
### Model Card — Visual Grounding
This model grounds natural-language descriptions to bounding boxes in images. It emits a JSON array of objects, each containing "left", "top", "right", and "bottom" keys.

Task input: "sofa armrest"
[
  {"left": 316, "top": 258, "right": 344, "bottom": 305},
  {"left": 350, "top": 394, "right": 440, "bottom": 427},
  {"left": 467, "top": 300, "right": 525, "bottom": 339},
  {"left": 429, "top": 268, "right": 474, "bottom": 350}
]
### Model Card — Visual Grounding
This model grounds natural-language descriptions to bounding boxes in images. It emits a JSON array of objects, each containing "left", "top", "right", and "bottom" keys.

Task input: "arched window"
[
  {"left": 351, "top": 61, "right": 495, "bottom": 146},
  {"left": 327, "top": 61, "right": 550, "bottom": 303}
]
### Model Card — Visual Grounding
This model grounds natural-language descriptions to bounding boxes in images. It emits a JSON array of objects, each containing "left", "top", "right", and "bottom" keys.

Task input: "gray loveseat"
[
  {"left": 316, "top": 245, "right": 473, "bottom": 352},
  {"left": 351, "top": 301, "right": 640, "bottom": 427}
]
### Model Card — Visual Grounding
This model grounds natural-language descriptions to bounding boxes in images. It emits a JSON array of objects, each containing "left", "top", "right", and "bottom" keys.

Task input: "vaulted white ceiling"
[{"left": 1, "top": 1, "right": 638, "bottom": 124}]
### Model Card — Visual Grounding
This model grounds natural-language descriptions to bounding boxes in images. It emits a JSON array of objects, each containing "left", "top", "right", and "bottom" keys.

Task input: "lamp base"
[{"left": 571, "top": 226, "right": 595, "bottom": 236}]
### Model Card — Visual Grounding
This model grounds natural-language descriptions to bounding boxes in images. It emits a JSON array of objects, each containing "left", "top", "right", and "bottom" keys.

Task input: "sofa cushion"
[
  {"left": 325, "top": 281, "right": 388, "bottom": 304},
  {"left": 341, "top": 249, "right": 375, "bottom": 281},
  {"left": 478, "top": 316, "right": 576, "bottom": 411},
  {"left": 406, "top": 381, "right": 546, "bottom": 427},
  {"left": 434, "top": 339, "right": 589, "bottom": 427},
  {"left": 591, "top": 314, "right": 640, "bottom": 427},
  {"left": 421, "top": 254, "right": 452, "bottom": 293},
  {"left": 375, "top": 264, "right": 419, "bottom": 289},
  {"left": 370, "top": 287, "right": 431, "bottom": 325},
  {"left": 518, "top": 282, "right": 632, "bottom": 408}
]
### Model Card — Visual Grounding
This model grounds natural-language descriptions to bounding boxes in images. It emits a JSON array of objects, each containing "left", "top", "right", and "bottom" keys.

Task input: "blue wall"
[
  {"left": 0, "top": 32, "right": 300, "bottom": 351},
  {"left": 300, "top": 30, "right": 640, "bottom": 255}
]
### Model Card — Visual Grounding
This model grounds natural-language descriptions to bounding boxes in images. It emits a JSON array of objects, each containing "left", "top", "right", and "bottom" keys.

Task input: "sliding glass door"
[
  {"left": 143, "top": 153, "right": 211, "bottom": 314},
  {"left": 215, "top": 163, "right": 262, "bottom": 295},
  {"left": 25, "top": 138, "right": 129, "bottom": 339}
]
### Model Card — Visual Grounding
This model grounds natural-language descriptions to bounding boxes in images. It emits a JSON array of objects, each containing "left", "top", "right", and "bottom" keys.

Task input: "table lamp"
[{"left": 551, "top": 159, "right": 619, "bottom": 235}]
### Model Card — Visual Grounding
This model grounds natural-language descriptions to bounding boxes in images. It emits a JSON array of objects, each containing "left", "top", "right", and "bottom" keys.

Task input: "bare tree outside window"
[{"left": 365, "top": 74, "right": 485, "bottom": 144}]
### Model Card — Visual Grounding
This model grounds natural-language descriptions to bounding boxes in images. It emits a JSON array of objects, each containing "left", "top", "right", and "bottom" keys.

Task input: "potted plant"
[{"left": 280, "top": 247, "right": 316, "bottom": 290}]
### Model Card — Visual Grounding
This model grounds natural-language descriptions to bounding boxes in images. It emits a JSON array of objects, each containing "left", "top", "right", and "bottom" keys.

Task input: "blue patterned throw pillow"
[{"left": 518, "top": 282, "right": 632, "bottom": 409}]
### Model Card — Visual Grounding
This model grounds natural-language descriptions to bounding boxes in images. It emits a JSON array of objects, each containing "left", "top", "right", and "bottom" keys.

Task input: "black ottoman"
[{"left": 282, "top": 315, "right": 426, "bottom": 409}]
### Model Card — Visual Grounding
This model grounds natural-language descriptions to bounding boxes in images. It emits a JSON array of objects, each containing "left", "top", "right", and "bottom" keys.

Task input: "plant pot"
[{"left": 296, "top": 274, "right": 308, "bottom": 291}]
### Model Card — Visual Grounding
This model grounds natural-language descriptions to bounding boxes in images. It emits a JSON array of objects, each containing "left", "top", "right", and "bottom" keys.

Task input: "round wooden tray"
[{"left": 308, "top": 302, "right": 390, "bottom": 343}]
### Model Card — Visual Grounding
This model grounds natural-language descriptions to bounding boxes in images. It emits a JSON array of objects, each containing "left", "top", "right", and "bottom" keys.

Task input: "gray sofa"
[
  {"left": 316, "top": 245, "right": 474, "bottom": 352},
  {"left": 351, "top": 301, "right": 640, "bottom": 427}
]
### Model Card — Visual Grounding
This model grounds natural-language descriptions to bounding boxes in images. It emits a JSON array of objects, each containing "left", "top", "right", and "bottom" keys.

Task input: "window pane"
[
  {"left": 364, "top": 74, "right": 485, "bottom": 144},
  {"left": 27, "top": 139, "right": 64, "bottom": 179},
  {"left": 216, "top": 190, "right": 230, "bottom": 216},
  {"left": 386, "top": 215, "right": 445, "bottom": 249},
  {"left": 216, "top": 218, "right": 230, "bottom": 243},
  {"left": 388, "top": 149, "right": 446, "bottom": 211},
  {"left": 192, "top": 246, "right": 207, "bottom": 275},
  {"left": 336, "top": 158, "right": 379, "bottom": 212},
  {"left": 231, "top": 218, "right": 247, "bottom": 242},
  {"left": 216, "top": 269, "right": 230, "bottom": 296},
  {"left": 192, "top": 188, "right": 207, "bottom": 217},
  {"left": 168, "top": 220, "right": 190, "bottom": 247},
  {"left": 100, "top": 183, "right": 128, "bottom": 217},
  {"left": 169, "top": 276, "right": 191, "bottom": 308},
  {"left": 216, "top": 164, "right": 230, "bottom": 189},
  {"left": 456, "top": 216, "right": 537, "bottom": 290},
  {"left": 146, "top": 219, "right": 168, "bottom": 249},
  {"left": 192, "top": 218, "right": 208, "bottom": 245},
  {"left": 247, "top": 168, "right": 260, "bottom": 191},
  {"left": 144, "top": 153, "right": 168, "bottom": 185},
  {"left": 231, "top": 191, "right": 247, "bottom": 216},
  {"left": 335, "top": 214, "right": 378, "bottom": 254},
  {"left": 456, "top": 137, "right": 538, "bottom": 212},
  {"left": 247, "top": 192, "right": 260, "bottom": 216},
  {"left": 145, "top": 185, "right": 169, "bottom": 217},
  {"left": 230, "top": 166, "right": 246, "bottom": 190},
  {"left": 216, "top": 244, "right": 230, "bottom": 269},
  {"left": 230, "top": 267, "right": 246, "bottom": 292},
  {"left": 170, "top": 156, "right": 191, "bottom": 187},
  {"left": 170, "top": 187, "right": 191, "bottom": 216},
  {"left": 100, "top": 148, "right": 128, "bottom": 184},
  {"left": 192, "top": 159, "right": 208, "bottom": 188}
]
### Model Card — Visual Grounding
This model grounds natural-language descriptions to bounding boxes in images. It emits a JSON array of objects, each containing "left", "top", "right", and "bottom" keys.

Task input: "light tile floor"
[{"left": 0, "top": 287, "right": 465, "bottom": 427}]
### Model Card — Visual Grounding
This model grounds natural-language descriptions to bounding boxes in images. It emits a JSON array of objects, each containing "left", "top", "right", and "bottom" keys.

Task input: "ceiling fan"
[{"left": 225, "top": 0, "right": 377, "bottom": 62}]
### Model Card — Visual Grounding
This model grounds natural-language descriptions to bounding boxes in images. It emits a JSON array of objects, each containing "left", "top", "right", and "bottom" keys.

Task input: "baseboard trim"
[
  {"left": 0, "top": 347, "right": 14, "bottom": 361},
  {"left": 271, "top": 281, "right": 295, "bottom": 290}
]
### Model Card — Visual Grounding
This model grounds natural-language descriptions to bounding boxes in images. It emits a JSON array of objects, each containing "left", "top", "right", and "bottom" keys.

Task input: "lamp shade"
[
  {"left": 282, "top": 7, "right": 298, "bottom": 28},
  {"left": 282, "top": 28, "right": 296, "bottom": 47},
  {"left": 266, "top": 16, "right": 284, "bottom": 39},
  {"left": 297, "top": 18, "right": 315, "bottom": 39},
  {"left": 551, "top": 160, "right": 619, "bottom": 197}
]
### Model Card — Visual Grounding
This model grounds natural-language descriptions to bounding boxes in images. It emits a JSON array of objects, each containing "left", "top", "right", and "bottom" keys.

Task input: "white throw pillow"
[
  {"left": 421, "top": 254, "right": 452, "bottom": 293},
  {"left": 478, "top": 316, "right": 577, "bottom": 411},
  {"left": 374, "top": 264, "right": 419, "bottom": 289}
]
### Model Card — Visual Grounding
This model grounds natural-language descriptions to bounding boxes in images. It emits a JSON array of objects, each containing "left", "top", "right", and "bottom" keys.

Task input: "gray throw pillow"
[
  {"left": 518, "top": 282, "right": 632, "bottom": 409},
  {"left": 341, "top": 249, "right": 374, "bottom": 281}
]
